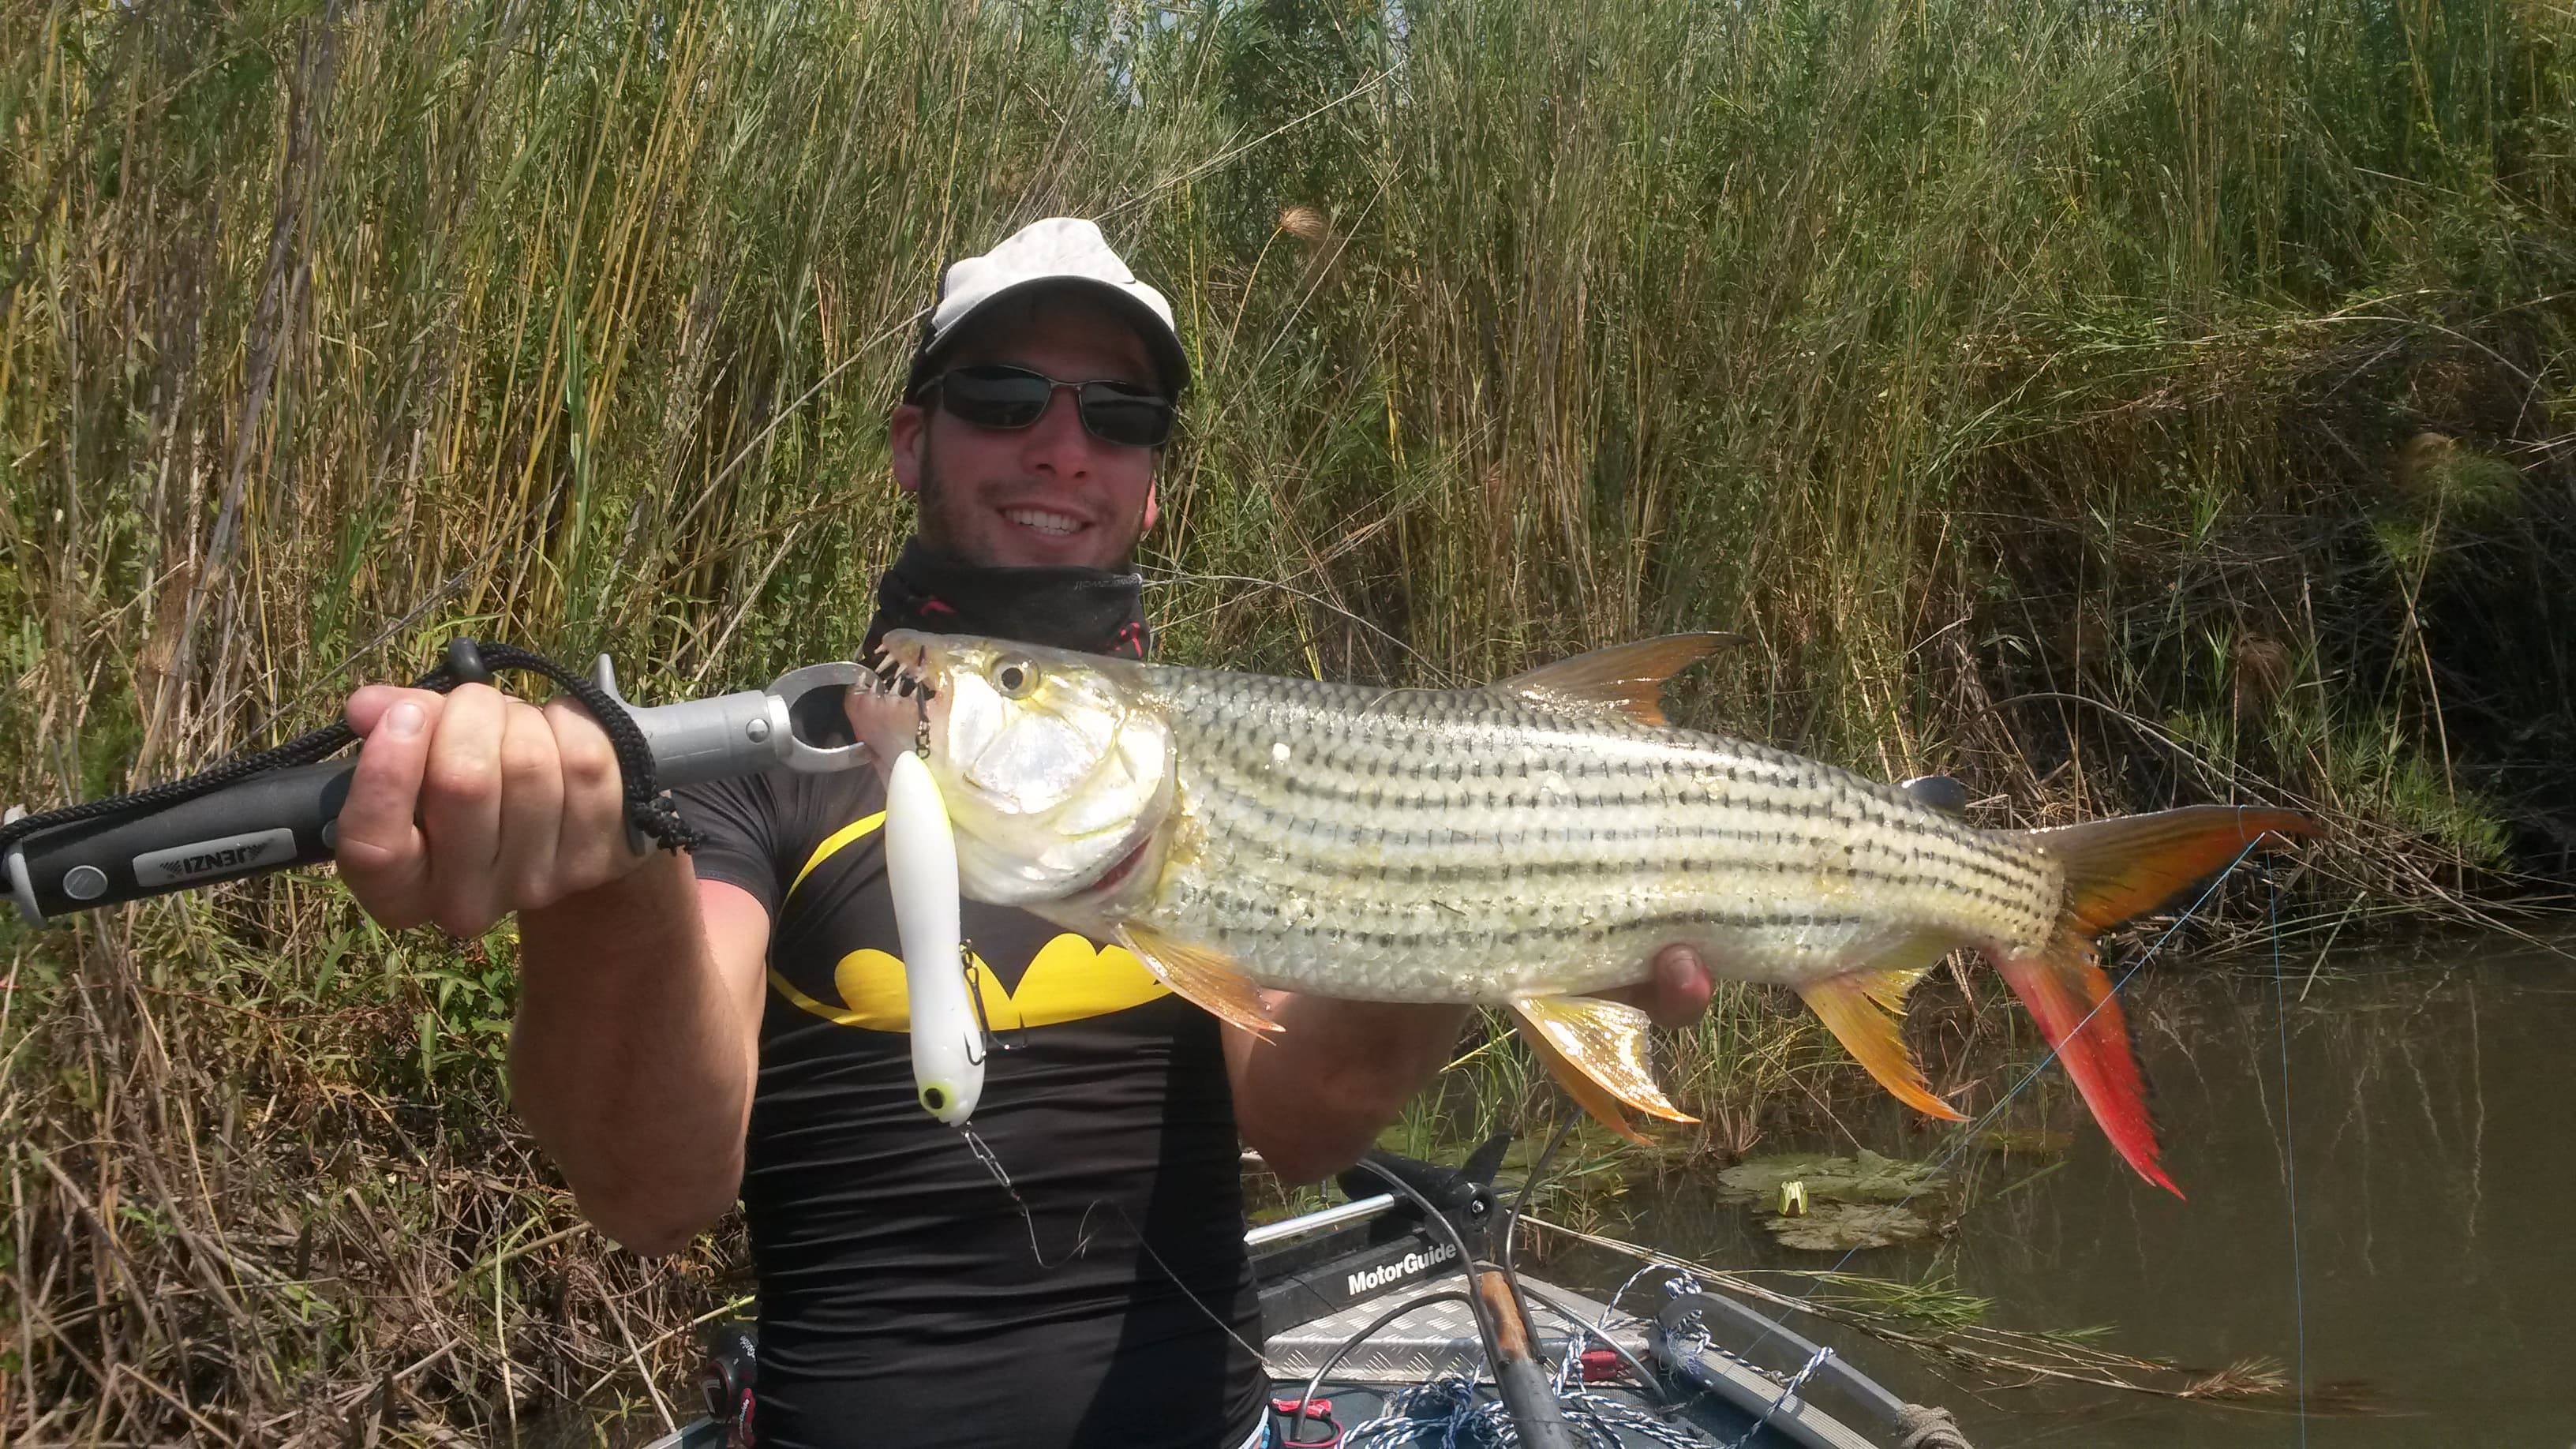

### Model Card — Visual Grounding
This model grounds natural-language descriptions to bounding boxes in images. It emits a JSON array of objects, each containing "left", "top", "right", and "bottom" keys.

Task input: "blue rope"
[{"left": 2267, "top": 867, "right": 2310, "bottom": 1443}]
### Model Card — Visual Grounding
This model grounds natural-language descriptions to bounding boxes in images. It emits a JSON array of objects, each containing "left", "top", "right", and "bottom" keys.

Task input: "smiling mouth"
[{"left": 1002, "top": 505, "right": 1088, "bottom": 537}]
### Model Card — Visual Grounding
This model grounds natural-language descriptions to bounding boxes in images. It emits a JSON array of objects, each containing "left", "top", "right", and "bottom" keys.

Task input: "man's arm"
[
  {"left": 511, "top": 862, "right": 769, "bottom": 1255},
  {"left": 1224, "top": 994, "right": 1471, "bottom": 1186},
  {"left": 332, "top": 680, "right": 769, "bottom": 1257},
  {"left": 1225, "top": 947, "right": 1716, "bottom": 1185}
]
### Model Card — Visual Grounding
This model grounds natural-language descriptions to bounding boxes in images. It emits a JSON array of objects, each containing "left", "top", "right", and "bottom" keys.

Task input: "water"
[{"left": 1548, "top": 932, "right": 2576, "bottom": 1447}]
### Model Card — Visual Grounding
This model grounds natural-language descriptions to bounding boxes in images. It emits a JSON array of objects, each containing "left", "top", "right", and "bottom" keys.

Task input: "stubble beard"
[{"left": 912, "top": 429, "right": 1144, "bottom": 571}]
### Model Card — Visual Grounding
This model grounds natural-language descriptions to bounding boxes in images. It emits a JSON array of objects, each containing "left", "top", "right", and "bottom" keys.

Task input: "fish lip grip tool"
[
  {"left": 884, "top": 748, "right": 985, "bottom": 1125},
  {"left": 2, "top": 651, "right": 873, "bottom": 926},
  {"left": 2, "top": 644, "right": 987, "bottom": 1125}
]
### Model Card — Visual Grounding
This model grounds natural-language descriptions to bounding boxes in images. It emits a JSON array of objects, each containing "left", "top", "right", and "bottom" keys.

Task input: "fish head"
[{"left": 860, "top": 630, "right": 1174, "bottom": 908}]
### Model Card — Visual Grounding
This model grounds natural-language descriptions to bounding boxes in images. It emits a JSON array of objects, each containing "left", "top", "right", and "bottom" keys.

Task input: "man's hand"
[
  {"left": 1601, "top": 944, "right": 1717, "bottom": 1028},
  {"left": 335, "top": 683, "right": 648, "bottom": 938}
]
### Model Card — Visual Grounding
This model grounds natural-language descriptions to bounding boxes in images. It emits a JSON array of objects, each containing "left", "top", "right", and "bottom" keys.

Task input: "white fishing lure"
[{"left": 884, "top": 747, "right": 984, "bottom": 1125}]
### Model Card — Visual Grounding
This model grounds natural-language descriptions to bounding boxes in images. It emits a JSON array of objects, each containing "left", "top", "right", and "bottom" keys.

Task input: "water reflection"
[{"left": 1548, "top": 934, "right": 2576, "bottom": 1447}]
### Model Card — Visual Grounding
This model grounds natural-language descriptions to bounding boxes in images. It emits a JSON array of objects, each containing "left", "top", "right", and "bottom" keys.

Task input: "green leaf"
[
  {"left": 1715, "top": 1149, "right": 1945, "bottom": 1206},
  {"left": 1764, "top": 1202, "right": 1938, "bottom": 1252}
]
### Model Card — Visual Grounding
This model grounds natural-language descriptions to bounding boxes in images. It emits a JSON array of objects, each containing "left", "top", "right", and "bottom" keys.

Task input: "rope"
[
  {"left": 0, "top": 638, "right": 696, "bottom": 860},
  {"left": 1724, "top": 1344, "right": 1832, "bottom": 1449},
  {"left": 1337, "top": 1375, "right": 1713, "bottom": 1449},
  {"left": 1893, "top": 1404, "right": 1974, "bottom": 1448}
]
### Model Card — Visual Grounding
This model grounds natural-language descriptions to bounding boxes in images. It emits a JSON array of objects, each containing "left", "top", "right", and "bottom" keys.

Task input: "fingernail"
[{"left": 386, "top": 702, "right": 425, "bottom": 738}]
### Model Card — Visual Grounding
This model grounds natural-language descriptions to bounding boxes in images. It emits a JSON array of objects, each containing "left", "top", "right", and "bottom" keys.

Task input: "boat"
[{"left": 645, "top": 1139, "right": 1969, "bottom": 1448}]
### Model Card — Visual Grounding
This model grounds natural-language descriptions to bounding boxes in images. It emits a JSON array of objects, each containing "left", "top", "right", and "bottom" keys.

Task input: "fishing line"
[
  {"left": 956, "top": 1124, "right": 1104, "bottom": 1269},
  {"left": 1497, "top": 1103, "right": 1578, "bottom": 1281},
  {"left": 1717, "top": 838, "right": 2273, "bottom": 1369},
  {"left": 2267, "top": 864, "right": 2310, "bottom": 1443},
  {"left": 954, "top": 1125, "right": 1273, "bottom": 1367}
]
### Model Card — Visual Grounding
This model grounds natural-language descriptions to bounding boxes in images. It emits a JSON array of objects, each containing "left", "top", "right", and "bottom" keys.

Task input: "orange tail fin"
[{"left": 1992, "top": 806, "right": 2317, "bottom": 1198}]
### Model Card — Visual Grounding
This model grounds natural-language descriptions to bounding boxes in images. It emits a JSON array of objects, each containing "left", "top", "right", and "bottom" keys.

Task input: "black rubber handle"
[{"left": 12, "top": 761, "right": 354, "bottom": 919}]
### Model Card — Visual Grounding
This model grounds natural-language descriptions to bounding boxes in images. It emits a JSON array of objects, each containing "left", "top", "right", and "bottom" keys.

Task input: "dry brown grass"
[{"left": 2, "top": 0, "right": 2569, "bottom": 1439}]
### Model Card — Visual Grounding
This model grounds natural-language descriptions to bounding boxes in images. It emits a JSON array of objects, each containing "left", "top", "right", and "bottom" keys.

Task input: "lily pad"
[
  {"left": 1762, "top": 1201, "right": 1938, "bottom": 1252},
  {"left": 1716, "top": 1148, "right": 1944, "bottom": 1206}
]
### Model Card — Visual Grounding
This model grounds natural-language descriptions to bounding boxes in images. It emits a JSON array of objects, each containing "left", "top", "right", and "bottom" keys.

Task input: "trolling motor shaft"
[{"left": 2, "top": 651, "right": 871, "bottom": 927}]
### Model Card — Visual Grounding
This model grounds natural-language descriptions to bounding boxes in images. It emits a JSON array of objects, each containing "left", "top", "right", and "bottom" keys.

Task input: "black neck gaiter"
[{"left": 860, "top": 537, "right": 1151, "bottom": 661}]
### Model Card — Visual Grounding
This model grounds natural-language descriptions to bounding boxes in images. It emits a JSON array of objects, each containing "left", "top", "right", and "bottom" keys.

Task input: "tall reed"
[{"left": 2, "top": 0, "right": 2568, "bottom": 1439}]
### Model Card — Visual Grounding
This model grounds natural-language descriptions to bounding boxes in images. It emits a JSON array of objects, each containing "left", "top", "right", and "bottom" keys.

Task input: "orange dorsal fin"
[
  {"left": 1989, "top": 803, "right": 2320, "bottom": 1196},
  {"left": 1492, "top": 634, "right": 1735, "bottom": 728}
]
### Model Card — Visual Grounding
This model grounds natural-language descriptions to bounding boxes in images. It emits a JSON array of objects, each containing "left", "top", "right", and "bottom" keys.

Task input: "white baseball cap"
[{"left": 904, "top": 217, "right": 1189, "bottom": 399}]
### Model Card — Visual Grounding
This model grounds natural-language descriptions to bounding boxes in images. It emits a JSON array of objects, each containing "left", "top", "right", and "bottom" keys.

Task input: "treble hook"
[
  {"left": 962, "top": 948, "right": 993, "bottom": 1065},
  {"left": 962, "top": 952, "right": 1028, "bottom": 1054}
]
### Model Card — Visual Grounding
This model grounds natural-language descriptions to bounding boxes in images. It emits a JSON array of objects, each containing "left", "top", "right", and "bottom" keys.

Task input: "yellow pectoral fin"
[
  {"left": 1510, "top": 994, "right": 1695, "bottom": 1129},
  {"left": 1115, "top": 924, "right": 1281, "bottom": 1038},
  {"left": 1794, "top": 968, "right": 1966, "bottom": 1122}
]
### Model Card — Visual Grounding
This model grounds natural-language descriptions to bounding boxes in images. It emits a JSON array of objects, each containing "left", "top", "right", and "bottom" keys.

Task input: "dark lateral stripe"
[
  {"left": 1219, "top": 856, "right": 2045, "bottom": 923},
  {"left": 1191, "top": 802, "right": 2046, "bottom": 901},
  {"left": 1187, "top": 751, "right": 2009, "bottom": 854},
  {"left": 1199, "top": 888, "right": 1886, "bottom": 953}
]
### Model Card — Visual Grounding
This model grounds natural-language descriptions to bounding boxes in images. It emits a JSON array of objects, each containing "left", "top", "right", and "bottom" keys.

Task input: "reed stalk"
[{"left": 2, "top": 0, "right": 2568, "bottom": 1438}]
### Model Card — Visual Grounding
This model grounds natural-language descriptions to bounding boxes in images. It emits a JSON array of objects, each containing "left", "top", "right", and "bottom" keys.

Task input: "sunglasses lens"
[
  {"left": 938, "top": 366, "right": 1051, "bottom": 429},
  {"left": 1076, "top": 384, "right": 1175, "bottom": 447},
  {"left": 935, "top": 365, "right": 1174, "bottom": 446}
]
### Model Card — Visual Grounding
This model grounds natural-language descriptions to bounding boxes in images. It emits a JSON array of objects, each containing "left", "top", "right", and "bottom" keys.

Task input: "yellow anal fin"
[
  {"left": 1795, "top": 966, "right": 1966, "bottom": 1122},
  {"left": 1509, "top": 995, "right": 1697, "bottom": 1134},
  {"left": 1116, "top": 924, "right": 1281, "bottom": 1039},
  {"left": 1492, "top": 634, "right": 1735, "bottom": 728}
]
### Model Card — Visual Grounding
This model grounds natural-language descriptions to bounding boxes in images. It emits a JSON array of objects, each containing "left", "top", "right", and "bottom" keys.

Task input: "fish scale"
[{"left": 1135, "top": 668, "right": 2061, "bottom": 1004}]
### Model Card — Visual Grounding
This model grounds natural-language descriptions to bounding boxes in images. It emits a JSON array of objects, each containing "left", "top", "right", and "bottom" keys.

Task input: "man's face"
[{"left": 889, "top": 291, "right": 1165, "bottom": 571}]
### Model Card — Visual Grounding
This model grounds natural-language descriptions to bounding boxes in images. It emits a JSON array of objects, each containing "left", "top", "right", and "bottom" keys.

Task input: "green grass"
[{"left": 2, "top": 0, "right": 2571, "bottom": 1439}]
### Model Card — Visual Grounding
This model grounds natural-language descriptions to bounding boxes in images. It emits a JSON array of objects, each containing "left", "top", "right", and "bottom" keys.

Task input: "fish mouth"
[
  {"left": 1065, "top": 821, "right": 1159, "bottom": 903},
  {"left": 864, "top": 633, "right": 1164, "bottom": 903},
  {"left": 865, "top": 638, "right": 938, "bottom": 702},
  {"left": 1084, "top": 832, "right": 1153, "bottom": 895},
  {"left": 846, "top": 640, "right": 940, "bottom": 766}
]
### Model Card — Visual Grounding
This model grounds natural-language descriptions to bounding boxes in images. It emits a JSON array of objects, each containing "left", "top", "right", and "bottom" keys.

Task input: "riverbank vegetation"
[{"left": 3, "top": 0, "right": 2570, "bottom": 1440}]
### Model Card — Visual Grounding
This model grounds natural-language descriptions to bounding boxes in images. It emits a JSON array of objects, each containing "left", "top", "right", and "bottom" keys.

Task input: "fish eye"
[{"left": 993, "top": 657, "right": 1039, "bottom": 699}]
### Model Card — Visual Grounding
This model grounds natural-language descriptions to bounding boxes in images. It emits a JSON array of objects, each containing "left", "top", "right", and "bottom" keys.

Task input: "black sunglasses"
[{"left": 925, "top": 364, "right": 1177, "bottom": 448}]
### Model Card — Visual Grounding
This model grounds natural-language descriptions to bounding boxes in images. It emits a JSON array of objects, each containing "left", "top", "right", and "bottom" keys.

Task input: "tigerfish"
[{"left": 855, "top": 630, "right": 2316, "bottom": 1194}]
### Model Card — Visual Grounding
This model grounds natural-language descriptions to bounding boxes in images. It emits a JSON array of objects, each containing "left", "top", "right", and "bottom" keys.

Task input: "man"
[{"left": 335, "top": 219, "right": 1713, "bottom": 1448}]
